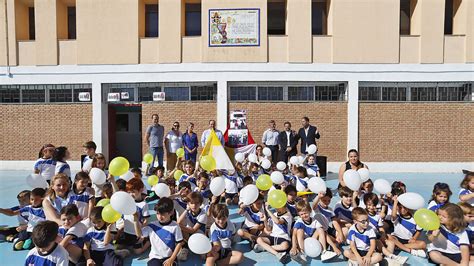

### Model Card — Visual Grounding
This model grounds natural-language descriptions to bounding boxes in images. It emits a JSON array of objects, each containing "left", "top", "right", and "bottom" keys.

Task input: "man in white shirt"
[
  {"left": 201, "top": 120, "right": 224, "bottom": 147},
  {"left": 261, "top": 120, "right": 280, "bottom": 162}
]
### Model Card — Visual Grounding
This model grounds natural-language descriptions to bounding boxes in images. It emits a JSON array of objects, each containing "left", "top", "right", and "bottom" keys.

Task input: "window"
[
  {"left": 438, "top": 84, "right": 472, "bottom": 101},
  {"left": 268, "top": 0, "right": 286, "bottom": 35},
  {"left": 164, "top": 87, "right": 189, "bottom": 101},
  {"left": 0, "top": 84, "right": 92, "bottom": 103},
  {"left": 258, "top": 86, "right": 284, "bottom": 101},
  {"left": 0, "top": 86, "right": 20, "bottom": 103},
  {"left": 49, "top": 85, "right": 73, "bottom": 102},
  {"left": 29, "top": 7, "right": 35, "bottom": 40},
  {"left": 185, "top": 3, "right": 201, "bottom": 36},
  {"left": 288, "top": 86, "right": 314, "bottom": 101},
  {"left": 145, "top": 4, "right": 159, "bottom": 37},
  {"left": 73, "top": 86, "right": 92, "bottom": 102},
  {"left": 22, "top": 85, "right": 45, "bottom": 103},
  {"left": 191, "top": 85, "right": 216, "bottom": 101},
  {"left": 315, "top": 84, "right": 346, "bottom": 101},
  {"left": 312, "top": 0, "right": 327, "bottom": 35},
  {"left": 444, "top": 0, "right": 453, "bottom": 35},
  {"left": 411, "top": 87, "right": 437, "bottom": 101},
  {"left": 138, "top": 85, "right": 161, "bottom": 102},
  {"left": 400, "top": 0, "right": 411, "bottom": 35},
  {"left": 359, "top": 87, "right": 381, "bottom": 101},
  {"left": 116, "top": 114, "right": 129, "bottom": 132},
  {"left": 230, "top": 86, "right": 256, "bottom": 101},
  {"left": 382, "top": 87, "right": 407, "bottom": 101},
  {"left": 68, "top": 7, "right": 76, "bottom": 39}
]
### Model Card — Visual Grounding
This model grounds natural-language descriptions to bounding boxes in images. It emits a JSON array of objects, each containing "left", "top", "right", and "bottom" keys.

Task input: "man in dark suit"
[
  {"left": 297, "top": 116, "right": 320, "bottom": 154},
  {"left": 278, "top": 121, "right": 298, "bottom": 163}
]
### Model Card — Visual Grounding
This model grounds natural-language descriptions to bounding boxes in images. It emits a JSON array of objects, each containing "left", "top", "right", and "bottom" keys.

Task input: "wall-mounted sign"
[
  {"left": 209, "top": 8, "right": 260, "bottom": 47},
  {"left": 153, "top": 92, "right": 165, "bottom": 101},
  {"left": 78, "top": 92, "right": 91, "bottom": 102},
  {"left": 107, "top": 93, "right": 120, "bottom": 102},
  {"left": 120, "top": 92, "right": 129, "bottom": 100}
]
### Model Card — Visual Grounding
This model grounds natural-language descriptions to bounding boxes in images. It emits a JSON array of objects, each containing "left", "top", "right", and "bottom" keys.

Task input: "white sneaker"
[
  {"left": 299, "top": 252, "right": 308, "bottom": 264},
  {"left": 348, "top": 259, "right": 359, "bottom": 266},
  {"left": 410, "top": 249, "right": 426, "bottom": 258},
  {"left": 253, "top": 243, "right": 265, "bottom": 253},
  {"left": 177, "top": 247, "right": 189, "bottom": 261},
  {"left": 321, "top": 250, "right": 338, "bottom": 262}
]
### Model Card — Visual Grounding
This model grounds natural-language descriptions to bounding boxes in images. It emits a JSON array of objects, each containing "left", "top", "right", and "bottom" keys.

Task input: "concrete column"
[
  {"left": 216, "top": 80, "right": 228, "bottom": 132},
  {"left": 158, "top": 0, "right": 182, "bottom": 63},
  {"left": 35, "top": 0, "right": 58, "bottom": 65},
  {"left": 287, "top": 0, "right": 312, "bottom": 63},
  {"left": 347, "top": 79, "right": 358, "bottom": 151},
  {"left": 92, "top": 82, "right": 108, "bottom": 157}
]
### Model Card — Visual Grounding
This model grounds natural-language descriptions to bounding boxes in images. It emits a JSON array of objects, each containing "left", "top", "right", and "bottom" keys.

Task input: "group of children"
[{"left": 0, "top": 141, "right": 473, "bottom": 266}]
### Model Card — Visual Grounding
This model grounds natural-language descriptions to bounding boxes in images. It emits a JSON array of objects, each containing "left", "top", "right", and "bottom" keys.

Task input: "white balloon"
[
  {"left": 26, "top": 174, "right": 48, "bottom": 189},
  {"left": 239, "top": 184, "right": 259, "bottom": 205},
  {"left": 308, "top": 177, "right": 327, "bottom": 194},
  {"left": 154, "top": 183, "right": 171, "bottom": 198},
  {"left": 270, "top": 171, "right": 284, "bottom": 185},
  {"left": 234, "top": 153, "right": 245, "bottom": 163},
  {"left": 110, "top": 191, "right": 136, "bottom": 215},
  {"left": 261, "top": 159, "right": 271, "bottom": 170},
  {"left": 307, "top": 144, "right": 317, "bottom": 155},
  {"left": 276, "top": 161, "right": 287, "bottom": 171},
  {"left": 358, "top": 168, "right": 370, "bottom": 182},
  {"left": 262, "top": 147, "right": 272, "bottom": 157},
  {"left": 210, "top": 176, "right": 226, "bottom": 196},
  {"left": 188, "top": 233, "right": 212, "bottom": 255},
  {"left": 307, "top": 168, "right": 317, "bottom": 177},
  {"left": 398, "top": 192, "right": 425, "bottom": 210},
  {"left": 120, "top": 171, "right": 134, "bottom": 182},
  {"left": 343, "top": 169, "right": 362, "bottom": 191},
  {"left": 82, "top": 159, "right": 93, "bottom": 172},
  {"left": 248, "top": 153, "right": 258, "bottom": 163},
  {"left": 89, "top": 168, "right": 106, "bottom": 185},
  {"left": 304, "top": 238, "right": 322, "bottom": 258},
  {"left": 298, "top": 155, "right": 306, "bottom": 165},
  {"left": 374, "top": 179, "right": 391, "bottom": 194},
  {"left": 289, "top": 156, "right": 299, "bottom": 165}
]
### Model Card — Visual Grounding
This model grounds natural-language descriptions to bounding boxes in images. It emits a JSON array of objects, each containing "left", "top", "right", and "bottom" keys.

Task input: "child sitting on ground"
[
  {"left": 459, "top": 172, "right": 474, "bottom": 206},
  {"left": 334, "top": 186, "right": 355, "bottom": 239},
  {"left": 427, "top": 182, "right": 452, "bottom": 212},
  {"left": 58, "top": 204, "right": 88, "bottom": 264},
  {"left": 237, "top": 193, "right": 265, "bottom": 247},
  {"left": 0, "top": 190, "right": 30, "bottom": 243},
  {"left": 25, "top": 221, "right": 69, "bottom": 266}
]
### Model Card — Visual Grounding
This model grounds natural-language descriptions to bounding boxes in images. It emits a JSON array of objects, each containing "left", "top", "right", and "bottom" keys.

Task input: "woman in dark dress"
[{"left": 338, "top": 149, "right": 368, "bottom": 188}]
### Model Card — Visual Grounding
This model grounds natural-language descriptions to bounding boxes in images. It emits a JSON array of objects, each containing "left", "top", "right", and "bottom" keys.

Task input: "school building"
[{"left": 0, "top": 0, "right": 473, "bottom": 172}]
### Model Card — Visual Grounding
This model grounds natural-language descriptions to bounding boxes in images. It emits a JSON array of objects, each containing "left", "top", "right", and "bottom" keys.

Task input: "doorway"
[{"left": 108, "top": 104, "right": 142, "bottom": 168}]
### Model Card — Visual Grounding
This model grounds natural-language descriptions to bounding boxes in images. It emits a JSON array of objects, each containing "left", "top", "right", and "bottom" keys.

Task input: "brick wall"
[
  {"left": 228, "top": 102, "right": 348, "bottom": 161},
  {"left": 359, "top": 103, "right": 474, "bottom": 162},
  {"left": 141, "top": 102, "right": 217, "bottom": 154},
  {"left": 0, "top": 104, "right": 93, "bottom": 160}
]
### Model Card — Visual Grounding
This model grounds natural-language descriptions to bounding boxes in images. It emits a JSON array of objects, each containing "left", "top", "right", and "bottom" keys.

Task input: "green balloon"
[
  {"left": 109, "top": 157, "right": 130, "bottom": 176},
  {"left": 414, "top": 208, "right": 440, "bottom": 231},
  {"left": 256, "top": 174, "right": 272, "bottom": 191},
  {"left": 96, "top": 199, "right": 110, "bottom": 207},
  {"left": 102, "top": 204, "right": 121, "bottom": 223},
  {"left": 143, "top": 153, "right": 153, "bottom": 164},
  {"left": 268, "top": 189, "right": 287, "bottom": 208},
  {"left": 147, "top": 175, "right": 159, "bottom": 186}
]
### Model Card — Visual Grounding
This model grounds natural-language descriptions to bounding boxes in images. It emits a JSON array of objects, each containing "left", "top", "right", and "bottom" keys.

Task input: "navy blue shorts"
[
  {"left": 267, "top": 236, "right": 290, "bottom": 246},
  {"left": 218, "top": 248, "right": 232, "bottom": 260},
  {"left": 90, "top": 249, "right": 123, "bottom": 266},
  {"left": 148, "top": 257, "right": 177, "bottom": 266},
  {"left": 428, "top": 250, "right": 462, "bottom": 264}
]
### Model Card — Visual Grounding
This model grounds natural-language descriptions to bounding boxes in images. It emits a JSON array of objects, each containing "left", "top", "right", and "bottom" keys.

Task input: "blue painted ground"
[{"left": 0, "top": 170, "right": 464, "bottom": 265}]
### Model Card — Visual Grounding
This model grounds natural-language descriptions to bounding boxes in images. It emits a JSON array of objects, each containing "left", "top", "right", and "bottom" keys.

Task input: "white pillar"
[
  {"left": 216, "top": 80, "right": 228, "bottom": 131},
  {"left": 347, "top": 79, "right": 359, "bottom": 151},
  {"left": 92, "top": 82, "right": 108, "bottom": 157}
]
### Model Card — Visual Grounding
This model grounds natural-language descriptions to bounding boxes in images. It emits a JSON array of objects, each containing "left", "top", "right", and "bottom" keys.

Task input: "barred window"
[
  {"left": 288, "top": 86, "right": 314, "bottom": 101},
  {"left": 164, "top": 87, "right": 189, "bottom": 101},
  {"left": 21, "top": 85, "right": 46, "bottom": 103},
  {"left": 258, "top": 86, "right": 283, "bottom": 101},
  {"left": 229, "top": 86, "right": 256, "bottom": 101},
  {"left": 438, "top": 84, "right": 472, "bottom": 101},
  {"left": 410, "top": 87, "right": 437, "bottom": 101},
  {"left": 359, "top": 87, "right": 380, "bottom": 101},
  {"left": 49, "top": 85, "right": 73, "bottom": 103},
  {"left": 138, "top": 85, "right": 161, "bottom": 102},
  {"left": 0, "top": 86, "right": 20, "bottom": 103},
  {"left": 191, "top": 85, "right": 217, "bottom": 101},
  {"left": 315, "top": 84, "right": 346, "bottom": 101},
  {"left": 382, "top": 87, "right": 407, "bottom": 101}
]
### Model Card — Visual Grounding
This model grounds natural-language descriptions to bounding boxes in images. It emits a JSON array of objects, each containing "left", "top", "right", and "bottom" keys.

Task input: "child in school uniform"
[
  {"left": 0, "top": 190, "right": 30, "bottom": 243},
  {"left": 34, "top": 144, "right": 56, "bottom": 184},
  {"left": 222, "top": 170, "right": 241, "bottom": 205},
  {"left": 458, "top": 202, "right": 474, "bottom": 260},
  {"left": 344, "top": 207, "right": 383, "bottom": 266},
  {"left": 57, "top": 204, "right": 88, "bottom": 264},
  {"left": 69, "top": 171, "right": 95, "bottom": 220},
  {"left": 459, "top": 172, "right": 474, "bottom": 206},
  {"left": 178, "top": 160, "right": 198, "bottom": 189},
  {"left": 285, "top": 185, "right": 299, "bottom": 219},
  {"left": 171, "top": 181, "right": 193, "bottom": 217},
  {"left": 428, "top": 203, "right": 471, "bottom": 265},
  {"left": 134, "top": 197, "right": 184, "bottom": 266},
  {"left": 53, "top": 146, "right": 72, "bottom": 179},
  {"left": 237, "top": 193, "right": 265, "bottom": 247},
  {"left": 294, "top": 166, "right": 310, "bottom": 194},
  {"left": 304, "top": 154, "right": 321, "bottom": 178},
  {"left": 194, "top": 172, "right": 212, "bottom": 206},
  {"left": 25, "top": 221, "right": 69, "bottom": 266},
  {"left": 207, "top": 204, "right": 244, "bottom": 266},
  {"left": 334, "top": 186, "right": 355, "bottom": 239},
  {"left": 83, "top": 206, "right": 123, "bottom": 266},
  {"left": 427, "top": 182, "right": 452, "bottom": 212}
]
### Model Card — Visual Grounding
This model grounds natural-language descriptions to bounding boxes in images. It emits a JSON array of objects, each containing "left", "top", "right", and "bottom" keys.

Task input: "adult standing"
[
  {"left": 164, "top": 121, "right": 183, "bottom": 171},
  {"left": 261, "top": 120, "right": 280, "bottom": 162},
  {"left": 182, "top": 122, "right": 199, "bottom": 163},
  {"left": 338, "top": 149, "right": 368, "bottom": 188},
  {"left": 297, "top": 116, "right": 320, "bottom": 154},
  {"left": 145, "top": 113, "right": 165, "bottom": 174},
  {"left": 201, "top": 119, "right": 224, "bottom": 147},
  {"left": 277, "top": 121, "right": 298, "bottom": 163}
]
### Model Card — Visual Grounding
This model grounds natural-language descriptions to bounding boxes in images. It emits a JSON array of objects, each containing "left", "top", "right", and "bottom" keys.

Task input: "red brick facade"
[
  {"left": 228, "top": 102, "right": 348, "bottom": 162},
  {"left": 359, "top": 103, "right": 474, "bottom": 162},
  {"left": 0, "top": 104, "right": 93, "bottom": 160}
]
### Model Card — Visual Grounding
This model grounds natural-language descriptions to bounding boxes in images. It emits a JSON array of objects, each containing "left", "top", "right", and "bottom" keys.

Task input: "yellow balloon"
[
  {"left": 143, "top": 153, "right": 153, "bottom": 164},
  {"left": 414, "top": 208, "right": 440, "bottom": 231},
  {"left": 176, "top": 148, "right": 185, "bottom": 158},
  {"left": 109, "top": 157, "right": 130, "bottom": 176},
  {"left": 174, "top": 170, "right": 184, "bottom": 180},
  {"left": 256, "top": 174, "right": 272, "bottom": 191},
  {"left": 268, "top": 189, "right": 287, "bottom": 208},
  {"left": 102, "top": 204, "right": 121, "bottom": 223},
  {"left": 200, "top": 155, "right": 216, "bottom": 172},
  {"left": 147, "top": 175, "right": 159, "bottom": 186},
  {"left": 96, "top": 199, "right": 110, "bottom": 207}
]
